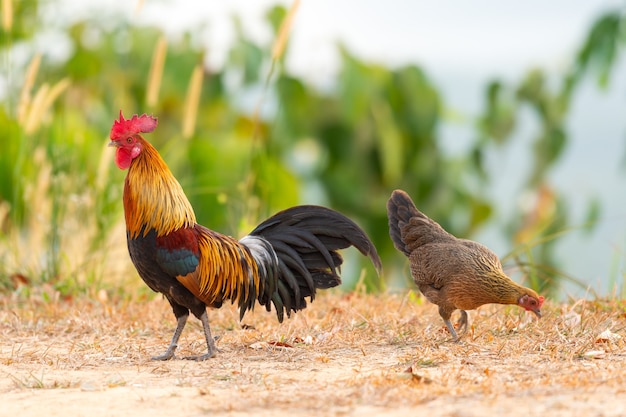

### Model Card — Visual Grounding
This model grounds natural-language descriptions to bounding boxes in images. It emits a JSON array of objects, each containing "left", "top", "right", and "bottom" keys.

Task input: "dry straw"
[
  {"left": 182, "top": 63, "right": 204, "bottom": 139},
  {"left": 17, "top": 53, "right": 69, "bottom": 133},
  {"left": 21, "top": 147, "right": 52, "bottom": 271},
  {"left": 23, "top": 83, "right": 49, "bottom": 134},
  {"left": 23, "top": 78, "right": 70, "bottom": 134},
  {"left": 1, "top": 0, "right": 12, "bottom": 32},
  {"left": 248, "top": 0, "right": 301, "bottom": 148},
  {"left": 0, "top": 201, "right": 9, "bottom": 231},
  {"left": 17, "top": 54, "right": 41, "bottom": 124},
  {"left": 146, "top": 36, "right": 167, "bottom": 107},
  {"left": 271, "top": 0, "right": 301, "bottom": 61}
]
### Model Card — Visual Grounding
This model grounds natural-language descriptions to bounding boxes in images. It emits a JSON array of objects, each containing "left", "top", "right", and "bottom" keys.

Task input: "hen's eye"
[{"left": 530, "top": 300, "right": 536, "bottom": 305}]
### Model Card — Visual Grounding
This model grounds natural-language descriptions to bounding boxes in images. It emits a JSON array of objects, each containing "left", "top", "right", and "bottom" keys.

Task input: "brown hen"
[{"left": 387, "top": 189, "right": 544, "bottom": 339}]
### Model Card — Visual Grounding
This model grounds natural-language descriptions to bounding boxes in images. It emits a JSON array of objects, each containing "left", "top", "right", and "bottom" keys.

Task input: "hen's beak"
[{"left": 532, "top": 308, "right": 542, "bottom": 319}]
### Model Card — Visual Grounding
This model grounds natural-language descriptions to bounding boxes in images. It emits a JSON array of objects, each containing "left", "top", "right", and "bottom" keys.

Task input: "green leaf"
[{"left": 370, "top": 99, "right": 403, "bottom": 185}]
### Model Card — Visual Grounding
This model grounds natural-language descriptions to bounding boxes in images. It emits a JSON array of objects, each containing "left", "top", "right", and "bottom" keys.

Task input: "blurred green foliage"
[
  {"left": 0, "top": 2, "right": 624, "bottom": 297},
  {"left": 475, "top": 9, "right": 626, "bottom": 294}
]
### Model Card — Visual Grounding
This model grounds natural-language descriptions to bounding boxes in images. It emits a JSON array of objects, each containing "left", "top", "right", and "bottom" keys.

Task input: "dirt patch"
[{"left": 1, "top": 291, "right": 625, "bottom": 416}]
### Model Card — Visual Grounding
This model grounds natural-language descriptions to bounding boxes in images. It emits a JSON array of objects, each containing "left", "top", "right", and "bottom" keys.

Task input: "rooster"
[
  {"left": 386, "top": 189, "right": 543, "bottom": 340},
  {"left": 109, "top": 112, "right": 382, "bottom": 360}
]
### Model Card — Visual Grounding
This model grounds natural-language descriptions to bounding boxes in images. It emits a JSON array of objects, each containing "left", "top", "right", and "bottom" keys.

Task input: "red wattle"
[
  {"left": 116, "top": 147, "right": 133, "bottom": 170},
  {"left": 115, "top": 145, "right": 142, "bottom": 170}
]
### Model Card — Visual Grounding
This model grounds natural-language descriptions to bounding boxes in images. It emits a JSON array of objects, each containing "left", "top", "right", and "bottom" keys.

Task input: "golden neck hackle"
[
  {"left": 482, "top": 270, "right": 537, "bottom": 305},
  {"left": 123, "top": 137, "right": 196, "bottom": 239}
]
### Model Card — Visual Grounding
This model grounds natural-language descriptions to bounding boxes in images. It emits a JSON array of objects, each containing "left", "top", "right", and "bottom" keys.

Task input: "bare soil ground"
[{"left": 2, "top": 290, "right": 626, "bottom": 416}]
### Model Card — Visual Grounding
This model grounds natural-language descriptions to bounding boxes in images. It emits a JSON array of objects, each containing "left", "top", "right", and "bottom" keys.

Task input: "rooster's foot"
[
  {"left": 183, "top": 350, "right": 217, "bottom": 361},
  {"left": 183, "top": 335, "right": 221, "bottom": 361},
  {"left": 151, "top": 347, "right": 176, "bottom": 361}
]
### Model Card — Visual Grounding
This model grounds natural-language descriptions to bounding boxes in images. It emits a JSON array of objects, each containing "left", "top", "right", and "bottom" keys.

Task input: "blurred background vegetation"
[{"left": 1, "top": 0, "right": 625, "bottom": 301}]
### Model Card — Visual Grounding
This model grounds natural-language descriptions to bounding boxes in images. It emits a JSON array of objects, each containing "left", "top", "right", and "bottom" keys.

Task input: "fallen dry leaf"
[
  {"left": 583, "top": 350, "right": 606, "bottom": 359},
  {"left": 248, "top": 341, "right": 269, "bottom": 350},
  {"left": 595, "top": 329, "right": 622, "bottom": 343},
  {"left": 268, "top": 341, "right": 293, "bottom": 348},
  {"left": 401, "top": 365, "right": 434, "bottom": 384}
]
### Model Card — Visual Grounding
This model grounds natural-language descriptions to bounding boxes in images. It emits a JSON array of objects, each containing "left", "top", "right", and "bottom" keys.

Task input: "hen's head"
[
  {"left": 109, "top": 111, "right": 158, "bottom": 170},
  {"left": 518, "top": 292, "right": 544, "bottom": 318}
]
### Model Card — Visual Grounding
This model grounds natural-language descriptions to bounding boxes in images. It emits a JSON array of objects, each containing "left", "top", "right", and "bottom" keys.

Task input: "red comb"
[
  {"left": 110, "top": 110, "right": 158, "bottom": 140},
  {"left": 538, "top": 295, "right": 545, "bottom": 307}
]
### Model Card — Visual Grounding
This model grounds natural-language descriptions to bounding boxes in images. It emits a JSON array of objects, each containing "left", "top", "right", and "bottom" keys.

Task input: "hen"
[
  {"left": 386, "top": 189, "right": 543, "bottom": 339},
  {"left": 109, "top": 111, "right": 382, "bottom": 360}
]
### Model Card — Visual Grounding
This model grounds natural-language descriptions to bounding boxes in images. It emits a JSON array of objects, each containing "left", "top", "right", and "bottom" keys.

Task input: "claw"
[
  {"left": 443, "top": 319, "right": 460, "bottom": 341},
  {"left": 151, "top": 346, "right": 177, "bottom": 361},
  {"left": 443, "top": 310, "right": 469, "bottom": 342},
  {"left": 183, "top": 351, "right": 217, "bottom": 361}
]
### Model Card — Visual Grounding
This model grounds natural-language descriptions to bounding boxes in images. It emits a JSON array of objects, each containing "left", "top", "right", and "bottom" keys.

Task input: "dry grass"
[{"left": 1, "top": 290, "right": 625, "bottom": 416}]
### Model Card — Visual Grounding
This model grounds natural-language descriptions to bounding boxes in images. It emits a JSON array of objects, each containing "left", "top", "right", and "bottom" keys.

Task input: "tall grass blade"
[
  {"left": 182, "top": 63, "right": 203, "bottom": 139},
  {"left": 146, "top": 36, "right": 167, "bottom": 107},
  {"left": 24, "top": 83, "right": 49, "bottom": 134},
  {"left": 1, "top": 0, "right": 12, "bottom": 32},
  {"left": 17, "top": 54, "right": 41, "bottom": 123},
  {"left": 252, "top": 0, "right": 301, "bottom": 147},
  {"left": 271, "top": 0, "right": 300, "bottom": 61}
]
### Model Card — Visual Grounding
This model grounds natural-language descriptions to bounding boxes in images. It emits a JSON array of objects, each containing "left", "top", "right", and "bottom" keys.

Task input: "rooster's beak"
[{"left": 108, "top": 141, "right": 119, "bottom": 147}]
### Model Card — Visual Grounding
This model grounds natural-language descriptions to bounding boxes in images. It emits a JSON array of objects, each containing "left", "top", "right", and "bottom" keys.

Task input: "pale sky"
[{"left": 53, "top": 0, "right": 622, "bottom": 81}]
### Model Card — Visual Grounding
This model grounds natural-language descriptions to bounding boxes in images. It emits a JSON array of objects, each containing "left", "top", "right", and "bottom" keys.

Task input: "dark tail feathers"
[
  {"left": 250, "top": 205, "right": 382, "bottom": 322},
  {"left": 386, "top": 189, "right": 453, "bottom": 257}
]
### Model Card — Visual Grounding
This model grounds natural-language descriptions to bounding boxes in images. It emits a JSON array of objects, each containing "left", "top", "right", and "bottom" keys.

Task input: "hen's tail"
[
  {"left": 386, "top": 189, "right": 454, "bottom": 256},
  {"left": 241, "top": 205, "right": 382, "bottom": 322}
]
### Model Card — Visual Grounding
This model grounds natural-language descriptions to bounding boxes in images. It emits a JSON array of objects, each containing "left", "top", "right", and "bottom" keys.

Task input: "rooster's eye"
[{"left": 126, "top": 137, "right": 133, "bottom": 144}]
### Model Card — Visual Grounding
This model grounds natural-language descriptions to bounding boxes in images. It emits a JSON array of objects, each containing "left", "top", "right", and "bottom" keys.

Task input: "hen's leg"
[
  {"left": 183, "top": 310, "right": 219, "bottom": 361},
  {"left": 457, "top": 310, "right": 469, "bottom": 335},
  {"left": 444, "top": 320, "right": 458, "bottom": 340},
  {"left": 438, "top": 306, "right": 459, "bottom": 340},
  {"left": 152, "top": 314, "right": 188, "bottom": 361}
]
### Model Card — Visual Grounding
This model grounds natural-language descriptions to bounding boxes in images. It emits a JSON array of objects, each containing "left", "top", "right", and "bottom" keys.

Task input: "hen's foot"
[{"left": 443, "top": 319, "right": 460, "bottom": 341}]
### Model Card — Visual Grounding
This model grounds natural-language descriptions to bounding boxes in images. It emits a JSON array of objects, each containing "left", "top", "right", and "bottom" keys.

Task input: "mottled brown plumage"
[{"left": 387, "top": 189, "right": 544, "bottom": 339}]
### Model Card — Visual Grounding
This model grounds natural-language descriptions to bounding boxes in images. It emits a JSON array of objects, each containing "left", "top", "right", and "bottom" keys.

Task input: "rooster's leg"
[
  {"left": 152, "top": 314, "right": 188, "bottom": 361},
  {"left": 183, "top": 310, "right": 219, "bottom": 361}
]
